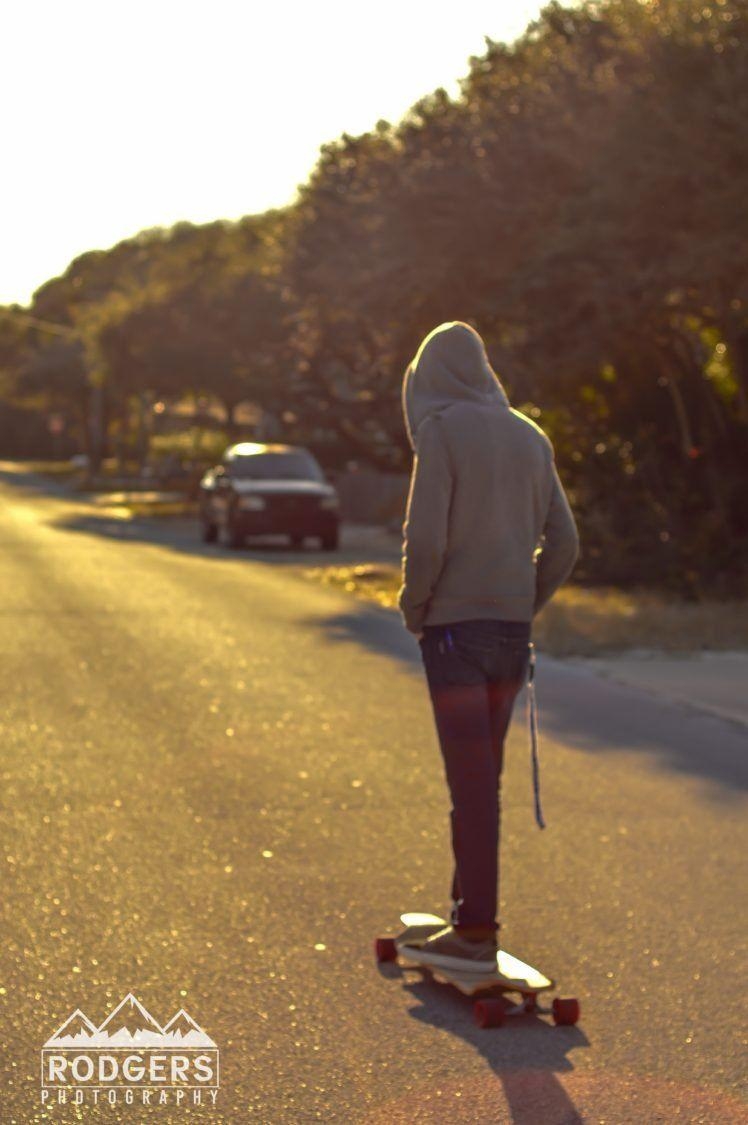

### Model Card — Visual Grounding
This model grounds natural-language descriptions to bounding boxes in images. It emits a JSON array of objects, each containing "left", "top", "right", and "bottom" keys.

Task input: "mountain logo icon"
[
  {"left": 44, "top": 993, "right": 217, "bottom": 1049},
  {"left": 44, "top": 1009, "right": 98, "bottom": 1046}
]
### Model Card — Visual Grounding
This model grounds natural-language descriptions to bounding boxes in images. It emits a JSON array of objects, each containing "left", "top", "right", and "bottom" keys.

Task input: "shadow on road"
[
  {"left": 304, "top": 609, "right": 748, "bottom": 797},
  {"left": 375, "top": 963, "right": 588, "bottom": 1122},
  {"left": 49, "top": 508, "right": 402, "bottom": 571},
  {"left": 1, "top": 464, "right": 400, "bottom": 568}
]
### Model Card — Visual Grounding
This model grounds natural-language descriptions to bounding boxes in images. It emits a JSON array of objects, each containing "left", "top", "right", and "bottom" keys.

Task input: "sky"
[{"left": 1, "top": 0, "right": 546, "bottom": 307}]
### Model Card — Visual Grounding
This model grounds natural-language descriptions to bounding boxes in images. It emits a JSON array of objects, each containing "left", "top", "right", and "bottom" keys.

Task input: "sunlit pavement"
[{"left": 1, "top": 466, "right": 746, "bottom": 1123}]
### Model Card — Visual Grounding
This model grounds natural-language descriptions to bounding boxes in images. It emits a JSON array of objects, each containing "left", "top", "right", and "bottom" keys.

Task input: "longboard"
[{"left": 375, "top": 913, "right": 580, "bottom": 1028}]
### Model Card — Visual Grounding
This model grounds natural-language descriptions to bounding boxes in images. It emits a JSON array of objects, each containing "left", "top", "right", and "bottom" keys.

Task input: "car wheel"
[{"left": 320, "top": 530, "right": 339, "bottom": 551}]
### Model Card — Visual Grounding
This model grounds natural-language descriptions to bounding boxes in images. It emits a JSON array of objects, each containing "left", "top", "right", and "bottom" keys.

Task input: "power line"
[{"left": 0, "top": 308, "right": 78, "bottom": 339}]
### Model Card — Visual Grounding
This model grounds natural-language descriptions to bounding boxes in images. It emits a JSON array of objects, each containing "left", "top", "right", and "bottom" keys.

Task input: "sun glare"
[{"left": 1, "top": 0, "right": 545, "bottom": 305}]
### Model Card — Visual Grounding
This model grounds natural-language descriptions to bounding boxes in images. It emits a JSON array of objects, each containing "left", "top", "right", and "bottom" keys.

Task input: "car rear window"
[{"left": 229, "top": 452, "right": 324, "bottom": 482}]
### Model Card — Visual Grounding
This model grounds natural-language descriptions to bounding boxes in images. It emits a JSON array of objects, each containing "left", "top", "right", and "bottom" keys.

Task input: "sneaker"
[{"left": 403, "top": 925, "right": 497, "bottom": 973}]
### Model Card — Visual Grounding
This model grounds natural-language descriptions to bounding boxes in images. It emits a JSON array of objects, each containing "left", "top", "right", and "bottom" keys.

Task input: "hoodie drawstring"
[{"left": 527, "top": 642, "right": 545, "bottom": 829}]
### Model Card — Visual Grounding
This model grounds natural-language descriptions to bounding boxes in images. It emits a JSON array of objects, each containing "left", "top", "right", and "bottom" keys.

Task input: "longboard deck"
[{"left": 395, "top": 912, "right": 554, "bottom": 996}]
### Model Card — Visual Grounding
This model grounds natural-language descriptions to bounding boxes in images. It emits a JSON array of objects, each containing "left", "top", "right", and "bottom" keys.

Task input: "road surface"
[{"left": 1, "top": 466, "right": 746, "bottom": 1123}]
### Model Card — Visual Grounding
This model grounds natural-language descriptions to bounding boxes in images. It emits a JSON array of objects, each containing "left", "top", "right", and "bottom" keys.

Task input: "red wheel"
[
  {"left": 552, "top": 997, "right": 580, "bottom": 1026},
  {"left": 474, "top": 999, "right": 505, "bottom": 1028},
  {"left": 375, "top": 937, "right": 397, "bottom": 963}
]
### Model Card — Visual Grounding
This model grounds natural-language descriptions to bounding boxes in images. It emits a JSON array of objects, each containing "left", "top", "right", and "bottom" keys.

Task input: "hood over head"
[{"left": 402, "top": 321, "right": 510, "bottom": 450}]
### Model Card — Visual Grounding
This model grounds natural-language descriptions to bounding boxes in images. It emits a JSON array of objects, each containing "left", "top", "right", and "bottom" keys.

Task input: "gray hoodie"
[{"left": 398, "top": 321, "right": 580, "bottom": 634}]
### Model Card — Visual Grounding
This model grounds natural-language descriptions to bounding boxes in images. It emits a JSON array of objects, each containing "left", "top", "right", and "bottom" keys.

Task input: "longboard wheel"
[
  {"left": 552, "top": 997, "right": 580, "bottom": 1026},
  {"left": 375, "top": 938, "right": 398, "bottom": 963},
  {"left": 474, "top": 999, "right": 505, "bottom": 1028}
]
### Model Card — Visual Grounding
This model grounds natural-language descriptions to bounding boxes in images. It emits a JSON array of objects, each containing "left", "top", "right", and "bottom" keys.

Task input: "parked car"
[{"left": 199, "top": 442, "right": 340, "bottom": 550}]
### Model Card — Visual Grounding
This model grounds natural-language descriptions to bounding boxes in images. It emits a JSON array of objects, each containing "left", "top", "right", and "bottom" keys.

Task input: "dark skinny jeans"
[{"left": 418, "top": 618, "right": 532, "bottom": 933}]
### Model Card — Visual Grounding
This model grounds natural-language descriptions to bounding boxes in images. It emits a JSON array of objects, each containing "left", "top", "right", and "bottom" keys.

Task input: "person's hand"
[{"left": 415, "top": 631, "right": 424, "bottom": 642}]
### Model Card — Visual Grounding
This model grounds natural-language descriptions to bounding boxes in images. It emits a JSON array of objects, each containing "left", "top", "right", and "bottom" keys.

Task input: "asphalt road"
[{"left": 1, "top": 466, "right": 746, "bottom": 1124}]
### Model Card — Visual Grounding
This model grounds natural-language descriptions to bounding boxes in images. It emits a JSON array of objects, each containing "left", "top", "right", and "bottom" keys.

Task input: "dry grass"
[
  {"left": 90, "top": 492, "right": 197, "bottom": 520},
  {"left": 16, "top": 460, "right": 81, "bottom": 478},
  {"left": 304, "top": 562, "right": 747, "bottom": 656}
]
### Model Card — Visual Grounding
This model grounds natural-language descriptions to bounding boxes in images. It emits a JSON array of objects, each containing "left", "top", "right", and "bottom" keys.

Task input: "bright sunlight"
[{"left": 1, "top": 0, "right": 545, "bottom": 305}]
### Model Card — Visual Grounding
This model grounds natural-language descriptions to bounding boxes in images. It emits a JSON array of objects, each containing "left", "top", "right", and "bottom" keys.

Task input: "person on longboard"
[{"left": 398, "top": 321, "right": 579, "bottom": 974}]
